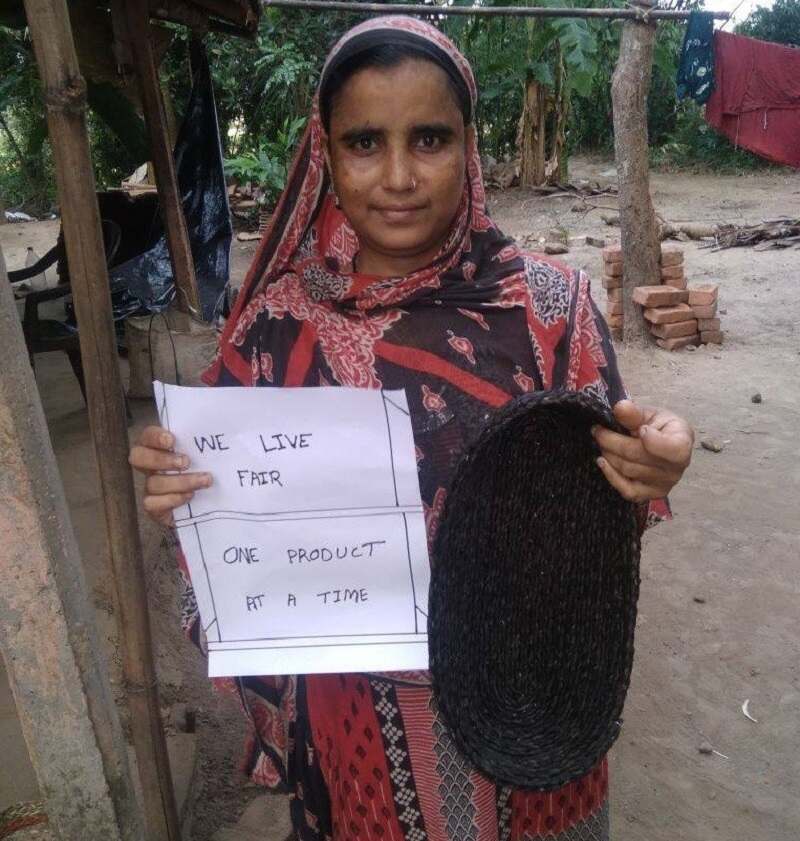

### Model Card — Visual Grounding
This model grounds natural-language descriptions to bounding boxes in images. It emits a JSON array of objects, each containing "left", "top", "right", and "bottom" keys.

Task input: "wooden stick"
[
  {"left": 263, "top": 0, "right": 730, "bottom": 19},
  {"left": 124, "top": 0, "right": 202, "bottom": 317},
  {"left": 21, "top": 2, "right": 181, "bottom": 839},
  {"left": 611, "top": 0, "right": 662, "bottom": 346}
]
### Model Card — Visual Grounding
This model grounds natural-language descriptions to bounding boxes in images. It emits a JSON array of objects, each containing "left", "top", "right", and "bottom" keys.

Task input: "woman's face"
[{"left": 324, "top": 58, "right": 470, "bottom": 278}]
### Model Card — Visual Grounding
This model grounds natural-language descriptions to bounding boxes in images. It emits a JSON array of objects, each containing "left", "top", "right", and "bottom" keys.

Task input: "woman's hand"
[
  {"left": 592, "top": 400, "right": 693, "bottom": 503},
  {"left": 129, "top": 426, "right": 213, "bottom": 526}
]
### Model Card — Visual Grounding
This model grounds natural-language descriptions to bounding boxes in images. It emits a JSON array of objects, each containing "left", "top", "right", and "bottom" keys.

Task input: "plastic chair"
[{"left": 9, "top": 220, "right": 122, "bottom": 405}]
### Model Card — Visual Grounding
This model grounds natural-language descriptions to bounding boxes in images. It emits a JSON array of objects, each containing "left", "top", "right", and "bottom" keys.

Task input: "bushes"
[
  {"left": 650, "top": 101, "right": 768, "bottom": 172},
  {"left": 3, "top": 0, "right": 796, "bottom": 208}
]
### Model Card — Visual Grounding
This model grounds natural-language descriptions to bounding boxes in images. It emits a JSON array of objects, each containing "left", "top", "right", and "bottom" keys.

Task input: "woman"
[{"left": 130, "top": 16, "right": 693, "bottom": 840}]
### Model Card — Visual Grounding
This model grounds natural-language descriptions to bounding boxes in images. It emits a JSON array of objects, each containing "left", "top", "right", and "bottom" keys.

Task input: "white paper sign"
[{"left": 154, "top": 382, "right": 430, "bottom": 677}]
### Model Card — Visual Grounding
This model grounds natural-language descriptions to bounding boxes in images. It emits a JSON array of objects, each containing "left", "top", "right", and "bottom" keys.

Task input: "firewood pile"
[{"left": 709, "top": 218, "right": 800, "bottom": 251}]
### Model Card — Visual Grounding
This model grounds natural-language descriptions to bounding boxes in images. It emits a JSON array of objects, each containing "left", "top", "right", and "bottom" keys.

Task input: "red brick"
[
  {"left": 602, "top": 273, "right": 622, "bottom": 290},
  {"left": 606, "top": 301, "right": 624, "bottom": 316},
  {"left": 665, "top": 275, "right": 688, "bottom": 290},
  {"left": 691, "top": 302, "right": 717, "bottom": 319},
  {"left": 697, "top": 318, "right": 721, "bottom": 332},
  {"left": 701, "top": 330, "right": 724, "bottom": 344},
  {"left": 673, "top": 288, "right": 690, "bottom": 303},
  {"left": 603, "top": 261, "right": 624, "bottom": 278},
  {"left": 607, "top": 313, "right": 624, "bottom": 328},
  {"left": 633, "top": 286, "right": 685, "bottom": 308},
  {"left": 650, "top": 319, "right": 699, "bottom": 339},
  {"left": 660, "top": 244, "right": 684, "bottom": 267},
  {"left": 643, "top": 303, "right": 694, "bottom": 324},
  {"left": 656, "top": 334, "right": 700, "bottom": 351},
  {"left": 606, "top": 287, "right": 623, "bottom": 303},
  {"left": 688, "top": 284, "right": 719, "bottom": 306},
  {"left": 660, "top": 264, "right": 685, "bottom": 281},
  {"left": 602, "top": 243, "right": 622, "bottom": 263}
]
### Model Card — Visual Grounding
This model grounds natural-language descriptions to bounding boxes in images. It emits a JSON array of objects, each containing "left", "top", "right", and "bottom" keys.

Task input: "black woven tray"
[{"left": 429, "top": 389, "right": 641, "bottom": 790}]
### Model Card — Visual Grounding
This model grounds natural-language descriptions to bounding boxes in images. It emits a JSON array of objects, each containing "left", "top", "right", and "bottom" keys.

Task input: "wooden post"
[
  {"left": 21, "top": 2, "right": 181, "bottom": 840},
  {"left": 123, "top": 0, "right": 202, "bottom": 317},
  {"left": 611, "top": 0, "right": 661, "bottom": 346},
  {"left": 0, "top": 247, "right": 144, "bottom": 841}
]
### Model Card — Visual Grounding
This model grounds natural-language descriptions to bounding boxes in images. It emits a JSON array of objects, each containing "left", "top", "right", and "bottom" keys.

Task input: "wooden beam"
[
  {"left": 124, "top": 0, "right": 202, "bottom": 317},
  {"left": 20, "top": 2, "right": 182, "bottom": 839},
  {"left": 189, "top": 0, "right": 258, "bottom": 29},
  {"left": 150, "top": 0, "right": 210, "bottom": 35},
  {"left": 262, "top": 0, "right": 730, "bottom": 19},
  {"left": 0, "top": 246, "right": 144, "bottom": 841},
  {"left": 611, "top": 0, "right": 662, "bottom": 346}
]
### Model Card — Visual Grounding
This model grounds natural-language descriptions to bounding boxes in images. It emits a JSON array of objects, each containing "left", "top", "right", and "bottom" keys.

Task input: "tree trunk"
[
  {"left": 611, "top": 0, "right": 661, "bottom": 346},
  {"left": 545, "top": 52, "right": 569, "bottom": 185},
  {"left": 519, "top": 78, "right": 548, "bottom": 187}
]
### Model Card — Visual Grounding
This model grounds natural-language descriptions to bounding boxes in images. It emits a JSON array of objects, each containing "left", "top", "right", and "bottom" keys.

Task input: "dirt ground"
[{"left": 2, "top": 156, "right": 798, "bottom": 840}]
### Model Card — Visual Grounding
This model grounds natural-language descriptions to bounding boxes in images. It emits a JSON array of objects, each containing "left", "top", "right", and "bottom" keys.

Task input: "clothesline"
[{"left": 262, "top": 0, "right": 731, "bottom": 21}]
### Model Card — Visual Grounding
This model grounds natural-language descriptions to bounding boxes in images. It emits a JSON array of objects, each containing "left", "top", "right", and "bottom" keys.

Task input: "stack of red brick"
[
  {"left": 600, "top": 242, "right": 724, "bottom": 350},
  {"left": 601, "top": 244, "right": 625, "bottom": 340}
]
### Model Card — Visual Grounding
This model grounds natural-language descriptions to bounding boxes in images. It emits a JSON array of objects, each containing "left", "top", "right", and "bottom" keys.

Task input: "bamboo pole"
[
  {"left": 263, "top": 0, "right": 730, "bottom": 19},
  {"left": 123, "top": 0, "right": 202, "bottom": 317},
  {"left": 21, "top": 2, "right": 181, "bottom": 840}
]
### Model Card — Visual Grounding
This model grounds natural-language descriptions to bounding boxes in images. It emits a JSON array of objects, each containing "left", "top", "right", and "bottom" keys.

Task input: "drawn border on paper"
[
  {"left": 173, "top": 503, "right": 412, "bottom": 527},
  {"left": 206, "top": 628, "right": 425, "bottom": 644},
  {"left": 208, "top": 639, "right": 428, "bottom": 653},
  {"left": 175, "top": 507, "right": 422, "bottom": 528},
  {"left": 402, "top": 513, "right": 418, "bottom": 633},
  {"left": 194, "top": 522, "right": 221, "bottom": 642},
  {"left": 188, "top": 510, "right": 427, "bottom": 647},
  {"left": 382, "top": 393, "right": 410, "bottom": 417},
  {"left": 160, "top": 381, "right": 193, "bottom": 520},
  {"left": 160, "top": 384, "right": 429, "bottom": 666},
  {"left": 382, "top": 392, "right": 400, "bottom": 506}
]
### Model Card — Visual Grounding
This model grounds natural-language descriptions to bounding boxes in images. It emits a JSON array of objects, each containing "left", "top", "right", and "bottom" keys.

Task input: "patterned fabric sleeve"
[{"left": 573, "top": 274, "right": 672, "bottom": 530}]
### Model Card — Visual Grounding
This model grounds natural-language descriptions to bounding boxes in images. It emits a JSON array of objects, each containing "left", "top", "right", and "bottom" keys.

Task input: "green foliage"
[
  {"left": 3, "top": 0, "right": 793, "bottom": 215},
  {"left": 223, "top": 116, "right": 307, "bottom": 204},
  {"left": 0, "top": 23, "right": 53, "bottom": 211},
  {"left": 444, "top": 0, "right": 602, "bottom": 161},
  {"left": 0, "top": 21, "right": 142, "bottom": 207},
  {"left": 650, "top": 100, "right": 768, "bottom": 172},
  {"left": 162, "top": 7, "right": 363, "bottom": 160},
  {"left": 568, "top": 11, "right": 691, "bottom": 154},
  {"left": 737, "top": 0, "right": 800, "bottom": 46}
]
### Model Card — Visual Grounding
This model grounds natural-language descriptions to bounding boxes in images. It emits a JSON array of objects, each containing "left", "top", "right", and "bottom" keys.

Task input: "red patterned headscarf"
[{"left": 203, "top": 16, "right": 534, "bottom": 393}]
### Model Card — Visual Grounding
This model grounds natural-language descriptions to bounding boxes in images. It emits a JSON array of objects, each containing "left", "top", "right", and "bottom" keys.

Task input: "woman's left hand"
[{"left": 592, "top": 399, "right": 694, "bottom": 503}]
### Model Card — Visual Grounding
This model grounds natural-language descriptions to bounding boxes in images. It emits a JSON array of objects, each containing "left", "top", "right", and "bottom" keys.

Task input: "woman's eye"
[
  {"left": 353, "top": 136, "right": 376, "bottom": 152},
  {"left": 418, "top": 133, "right": 442, "bottom": 151}
]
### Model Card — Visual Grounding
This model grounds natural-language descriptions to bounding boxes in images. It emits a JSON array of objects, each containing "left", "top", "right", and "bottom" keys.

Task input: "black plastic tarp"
[{"left": 108, "top": 39, "right": 232, "bottom": 323}]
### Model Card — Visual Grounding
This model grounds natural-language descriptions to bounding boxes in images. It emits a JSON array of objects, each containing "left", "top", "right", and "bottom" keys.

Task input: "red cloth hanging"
[{"left": 705, "top": 31, "right": 800, "bottom": 168}]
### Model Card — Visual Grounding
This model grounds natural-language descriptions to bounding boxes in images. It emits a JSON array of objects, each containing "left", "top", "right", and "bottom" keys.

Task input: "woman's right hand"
[{"left": 129, "top": 426, "right": 213, "bottom": 526}]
